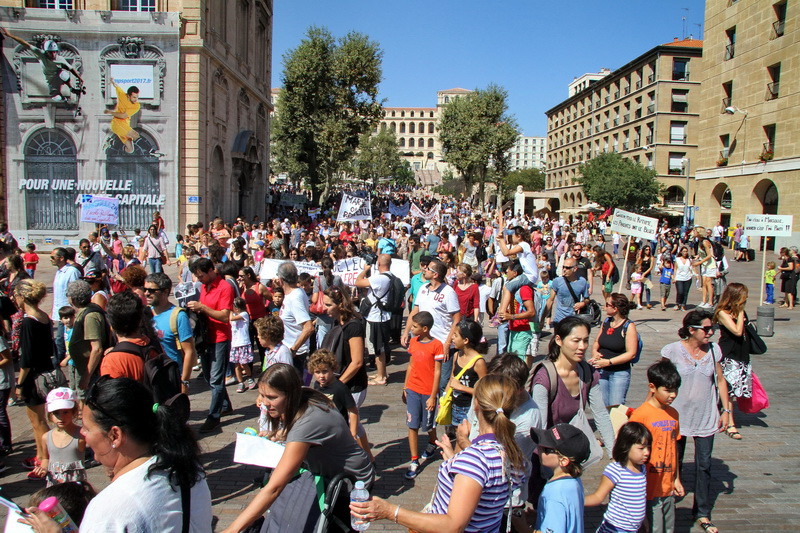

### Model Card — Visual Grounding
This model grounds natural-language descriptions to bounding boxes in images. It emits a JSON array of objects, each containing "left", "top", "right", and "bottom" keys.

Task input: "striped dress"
[
  {"left": 430, "top": 433, "right": 515, "bottom": 533},
  {"left": 598, "top": 462, "right": 647, "bottom": 532}
]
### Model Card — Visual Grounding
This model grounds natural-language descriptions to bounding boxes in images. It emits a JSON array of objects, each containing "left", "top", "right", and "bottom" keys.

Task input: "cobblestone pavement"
[{"left": 1, "top": 256, "right": 799, "bottom": 531}]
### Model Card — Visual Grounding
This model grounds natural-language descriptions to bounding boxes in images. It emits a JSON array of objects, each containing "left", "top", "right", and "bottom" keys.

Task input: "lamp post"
[
  {"left": 681, "top": 158, "right": 691, "bottom": 229},
  {"left": 724, "top": 106, "right": 749, "bottom": 165}
]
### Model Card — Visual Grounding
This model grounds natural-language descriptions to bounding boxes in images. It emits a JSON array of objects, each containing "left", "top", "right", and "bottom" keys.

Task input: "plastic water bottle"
[
  {"left": 350, "top": 480, "right": 371, "bottom": 531},
  {"left": 38, "top": 496, "right": 78, "bottom": 532}
]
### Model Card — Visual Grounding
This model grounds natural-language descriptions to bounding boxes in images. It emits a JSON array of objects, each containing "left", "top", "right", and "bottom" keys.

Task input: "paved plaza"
[{"left": 1, "top": 257, "right": 800, "bottom": 531}]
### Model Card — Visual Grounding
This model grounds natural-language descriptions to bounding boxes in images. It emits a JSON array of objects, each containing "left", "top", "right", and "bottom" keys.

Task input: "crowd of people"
[{"left": 0, "top": 195, "right": 773, "bottom": 532}]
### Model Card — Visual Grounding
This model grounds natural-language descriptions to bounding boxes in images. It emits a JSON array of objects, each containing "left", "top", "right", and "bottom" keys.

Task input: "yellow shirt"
[{"left": 111, "top": 85, "right": 141, "bottom": 138}]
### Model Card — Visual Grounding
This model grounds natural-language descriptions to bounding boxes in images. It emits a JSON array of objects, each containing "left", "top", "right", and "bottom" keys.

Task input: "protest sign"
[
  {"left": 744, "top": 214, "right": 793, "bottom": 237},
  {"left": 410, "top": 202, "right": 440, "bottom": 222},
  {"left": 337, "top": 193, "right": 372, "bottom": 222},
  {"left": 388, "top": 201, "right": 411, "bottom": 218},
  {"left": 81, "top": 196, "right": 120, "bottom": 225},
  {"left": 610, "top": 208, "right": 658, "bottom": 241},
  {"left": 259, "top": 260, "right": 321, "bottom": 283},
  {"left": 333, "top": 257, "right": 410, "bottom": 286}
]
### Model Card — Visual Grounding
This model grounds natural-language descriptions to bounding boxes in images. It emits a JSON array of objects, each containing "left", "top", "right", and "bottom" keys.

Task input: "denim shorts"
[
  {"left": 406, "top": 389, "right": 436, "bottom": 431},
  {"left": 451, "top": 403, "right": 471, "bottom": 426}
]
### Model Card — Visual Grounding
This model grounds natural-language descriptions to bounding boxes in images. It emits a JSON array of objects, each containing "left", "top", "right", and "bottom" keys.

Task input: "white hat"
[{"left": 46, "top": 387, "right": 77, "bottom": 412}]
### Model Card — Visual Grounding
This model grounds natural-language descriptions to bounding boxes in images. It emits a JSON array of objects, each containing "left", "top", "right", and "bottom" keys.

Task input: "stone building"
[
  {"left": 693, "top": 0, "right": 798, "bottom": 249},
  {"left": 507, "top": 135, "right": 546, "bottom": 171},
  {"left": 544, "top": 38, "right": 703, "bottom": 216},
  {"left": 0, "top": 0, "right": 272, "bottom": 247}
]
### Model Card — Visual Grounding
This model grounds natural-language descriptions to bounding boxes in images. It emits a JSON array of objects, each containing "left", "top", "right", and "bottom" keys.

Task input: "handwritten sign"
[
  {"left": 744, "top": 214, "right": 793, "bottom": 237},
  {"left": 80, "top": 196, "right": 119, "bottom": 225},
  {"left": 258, "top": 257, "right": 410, "bottom": 287},
  {"left": 610, "top": 208, "right": 658, "bottom": 241},
  {"left": 337, "top": 193, "right": 372, "bottom": 222}
]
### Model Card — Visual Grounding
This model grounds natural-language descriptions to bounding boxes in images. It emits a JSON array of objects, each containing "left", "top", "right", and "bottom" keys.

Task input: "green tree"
[
  {"left": 271, "top": 27, "right": 383, "bottom": 204},
  {"left": 393, "top": 160, "right": 415, "bottom": 186},
  {"left": 577, "top": 152, "right": 663, "bottom": 211},
  {"left": 438, "top": 85, "right": 519, "bottom": 207},
  {"left": 352, "top": 128, "right": 402, "bottom": 188},
  {"left": 500, "top": 167, "right": 546, "bottom": 201}
]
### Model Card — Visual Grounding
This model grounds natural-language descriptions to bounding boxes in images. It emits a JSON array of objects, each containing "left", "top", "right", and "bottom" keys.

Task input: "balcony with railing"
[
  {"left": 622, "top": 142, "right": 629, "bottom": 151},
  {"left": 773, "top": 19, "right": 785, "bottom": 38},
  {"left": 635, "top": 108, "right": 642, "bottom": 119},
  {"left": 721, "top": 97, "right": 732, "bottom": 113},
  {"left": 595, "top": 125, "right": 600, "bottom": 133},
  {"left": 724, "top": 43, "right": 735, "bottom": 60},
  {"left": 670, "top": 134, "right": 688, "bottom": 144},
  {"left": 613, "top": 118, "right": 619, "bottom": 126},
  {"left": 624, "top": 86, "right": 631, "bottom": 95},
  {"left": 604, "top": 121, "right": 610, "bottom": 130},
  {"left": 761, "top": 143, "right": 774, "bottom": 162},
  {"left": 648, "top": 73, "right": 655, "bottom": 83},
  {"left": 668, "top": 166, "right": 684, "bottom": 175},
  {"left": 634, "top": 138, "right": 641, "bottom": 148},
  {"left": 645, "top": 134, "right": 653, "bottom": 144},
  {"left": 623, "top": 114, "right": 630, "bottom": 123},
  {"left": 647, "top": 103, "right": 655, "bottom": 114},
  {"left": 766, "top": 81, "right": 780, "bottom": 100},
  {"left": 635, "top": 80, "right": 642, "bottom": 89},
  {"left": 717, "top": 150, "right": 729, "bottom": 167},
  {"left": 587, "top": 103, "right": 593, "bottom": 111},
  {"left": 672, "top": 71, "right": 689, "bottom": 81},
  {"left": 614, "top": 91, "right": 620, "bottom": 99},
  {"left": 605, "top": 95, "right": 611, "bottom": 104}
]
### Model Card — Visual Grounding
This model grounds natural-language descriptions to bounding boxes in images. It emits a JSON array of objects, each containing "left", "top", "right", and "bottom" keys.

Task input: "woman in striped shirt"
[
  {"left": 585, "top": 421, "right": 652, "bottom": 533},
  {"left": 350, "top": 374, "right": 524, "bottom": 533}
]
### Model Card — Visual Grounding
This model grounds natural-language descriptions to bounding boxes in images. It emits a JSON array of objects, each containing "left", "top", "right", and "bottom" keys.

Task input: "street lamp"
[
  {"left": 681, "top": 158, "right": 691, "bottom": 229},
  {"left": 725, "top": 106, "right": 749, "bottom": 165}
]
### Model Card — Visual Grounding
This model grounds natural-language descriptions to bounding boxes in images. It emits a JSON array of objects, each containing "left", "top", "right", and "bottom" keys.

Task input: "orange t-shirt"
[
  {"left": 629, "top": 401, "right": 681, "bottom": 499},
  {"left": 406, "top": 337, "right": 445, "bottom": 396}
]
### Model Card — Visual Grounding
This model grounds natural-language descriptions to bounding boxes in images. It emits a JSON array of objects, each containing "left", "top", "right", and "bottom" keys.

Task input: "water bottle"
[
  {"left": 350, "top": 480, "right": 371, "bottom": 531},
  {"left": 38, "top": 496, "right": 78, "bottom": 533}
]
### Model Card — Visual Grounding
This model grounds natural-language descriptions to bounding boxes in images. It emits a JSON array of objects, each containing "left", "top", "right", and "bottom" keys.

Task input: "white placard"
[
  {"left": 337, "top": 193, "right": 372, "bottom": 222},
  {"left": 233, "top": 432, "right": 285, "bottom": 469},
  {"left": 110, "top": 64, "right": 155, "bottom": 99},
  {"left": 744, "top": 214, "right": 793, "bottom": 237},
  {"left": 258, "top": 258, "right": 410, "bottom": 287},
  {"left": 610, "top": 208, "right": 658, "bottom": 241}
]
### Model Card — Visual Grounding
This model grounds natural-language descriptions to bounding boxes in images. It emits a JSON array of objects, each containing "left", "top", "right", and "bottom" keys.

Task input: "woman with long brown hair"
[
  {"left": 714, "top": 282, "right": 751, "bottom": 440},
  {"left": 590, "top": 293, "right": 639, "bottom": 407},
  {"left": 350, "top": 374, "right": 523, "bottom": 532},
  {"left": 593, "top": 245, "right": 617, "bottom": 298}
]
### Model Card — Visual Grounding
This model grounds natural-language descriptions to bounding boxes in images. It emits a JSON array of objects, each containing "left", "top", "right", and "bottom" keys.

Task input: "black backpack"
[
  {"left": 111, "top": 341, "right": 183, "bottom": 407},
  {"left": 475, "top": 243, "right": 488, "bottom": 263},
  {"left": 377, "top": 272, "right": 405, "bottom": 314},
  {"left": 703, "top": 237, "right": 725, "bottom": 262}
]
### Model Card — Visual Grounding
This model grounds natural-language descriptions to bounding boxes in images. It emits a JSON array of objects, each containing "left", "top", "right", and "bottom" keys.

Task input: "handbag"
[
  {"left": 745, "top": 321, "right": 767, "bottom": 355},
  {"left": 309, "top": 277, "right": 326, "bottom": 315},
  {"left": 570, "top": 368, "right": 604, "bottom": 469},
  {"left": 33, "top": 368, "right": 68, "bottom": 402},
  {"left": 738, "top": 372, "right": 770, "bottom": 413},
  {"left": 435, "top": 354, "right": 483, "bottom": 426},
  {"left": 149, "top": 237, "right": 167, "bottom": 264}
]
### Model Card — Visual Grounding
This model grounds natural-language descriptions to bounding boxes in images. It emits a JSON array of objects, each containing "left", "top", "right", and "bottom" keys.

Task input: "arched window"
[
  {"left": 391, "top": 110, "right": 396, "bottom": 117},
  {"left": 400, "top": 123, "right": 406, "bottom": 133},
  {"left": 428, "top": 123, "right": 434, "bottom": 134},
  {"left": 106, "top": 130, "right": 162, "bottom": 229},
  {"left": 418, "top": 138, "right": 424, "bottom": 147},
  {"left": 409, "top": 123, "right": 415, "bottom": 134},
  {"left": 380, "top": 123, "right": 387, "bottom": 131},
  {"left": 23, "top": 129, "right": 78, "bottom": 230},
  {"left": 409, "top": 138, "right": 415, "bottom": 147},
  {"left": 419, "top": 122, "right": 424, "bottom": 132},
  {"left": 664, "top": 186, "right": 685, "bottom": 203},
  {"left": 428, "top": 138, "right": 434, "bottom": 148},
  {"left": 410, "top": 111, "right": 415, "bottom": 117},
  {"left": 401, "top": 111, "right": 405, "bottom": 117},
  {"left": 427, "top": 152, "right": 434, "bottom": 159},
  {"left": 390, "top": 122, "right": 396, "bottom": 133},
  {"left": 721, "top": 187, "right": 732, "bottom": 209},
  {"left": 399, "top": 138, "right": 405, "bottom": 147}
]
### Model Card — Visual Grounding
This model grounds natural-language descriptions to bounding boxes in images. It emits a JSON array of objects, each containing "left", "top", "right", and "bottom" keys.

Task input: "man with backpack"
[
  {"left": 145, "top": 273, "right": 197, "bottom": 395},
  {"left": 355, "top": 254, "right": 395, "bottom": 386},
  {"left": 65, "top": 280, "right": 112, "bottom": 392}
]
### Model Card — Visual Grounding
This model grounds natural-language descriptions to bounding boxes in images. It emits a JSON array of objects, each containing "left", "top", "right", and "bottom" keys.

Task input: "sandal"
[
  {"left": 368, "top": 378, "right": 388, "bottom": 386},
  {"left": 725, "top": 425, "right": 742, "bottom": 440},
  {"left": 697, "top": 519, "right": 719, "bottom": 533}
]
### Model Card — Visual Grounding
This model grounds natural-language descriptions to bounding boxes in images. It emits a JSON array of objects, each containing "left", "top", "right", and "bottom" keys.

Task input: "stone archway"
[
  {"left": 548, "top": 198, "right": 561, "bottom": 213},
  {"left": 710, "top": 182, "right": 731, "bottom": 230},
  {"left": 753, "top": 179, "right": 779, "bottom": 250}
]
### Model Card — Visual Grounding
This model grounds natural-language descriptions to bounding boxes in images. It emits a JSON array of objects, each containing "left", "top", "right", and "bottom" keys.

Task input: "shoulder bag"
[
  {"left": 309, "top": 277, "right": 326, "bottom": 315},
  {"left": 744, "top": 320, "right": 767, "bottom": 355},
  {"left": 435, "top": 354, "right": 483, "bottom": 426}
]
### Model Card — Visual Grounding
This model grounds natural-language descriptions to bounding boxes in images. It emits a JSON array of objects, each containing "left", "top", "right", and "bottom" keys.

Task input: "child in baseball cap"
[
  {"left": 33, "top": 388, "right": 87, "bottom": 485},
  {"left": 531, "top": 423, "right": 591, "bottom": 533}
]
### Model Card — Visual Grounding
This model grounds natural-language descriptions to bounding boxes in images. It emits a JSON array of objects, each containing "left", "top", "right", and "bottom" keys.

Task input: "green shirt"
[
  {"left": 409, "top": 247, "right": 424, "bottom": 274},
  {"left": 765, "top": 269, "right": 777, "bottom": 284}
]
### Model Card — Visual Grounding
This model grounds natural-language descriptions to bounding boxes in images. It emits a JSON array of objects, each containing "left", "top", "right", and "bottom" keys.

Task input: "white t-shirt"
[
  {"left": 231, "top": 311, "right": 250, "bottom": 348},
  {"left": 81, "top": 456, "right": 212, "bottom": 533},
  {"left": 366, "top": 273, "right": 392, "bottom": 322},
  {"left": 517, "top": 241, "right": 539, "bottom": 284},
  {"left": 478, "top": 284, "right": 492, "bottom": 313},
  {"left": 280, "top": 287, "right": 312, "bottom": 355},
  {"left": 415, "top": 282, "right": 460, "bottom": 344}
]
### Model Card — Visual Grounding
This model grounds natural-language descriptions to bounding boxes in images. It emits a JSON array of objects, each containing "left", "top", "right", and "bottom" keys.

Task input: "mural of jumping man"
[
  {"left": 0, "top": 27, "right": 84, "bottom": 102},
  {"left": 104, "top": 77, "right": 141, "bottom": 153}
]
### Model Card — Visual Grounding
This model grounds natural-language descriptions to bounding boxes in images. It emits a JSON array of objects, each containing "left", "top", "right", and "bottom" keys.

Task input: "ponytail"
[
  {"left": 474, "top": 375, "right": 524, "bottom": 473},
  {"left": 321, "top": 256, "right": 334, "bottom": 287},
  {"left": 151, "top": 394, "right": 204, "bottom": 489}
]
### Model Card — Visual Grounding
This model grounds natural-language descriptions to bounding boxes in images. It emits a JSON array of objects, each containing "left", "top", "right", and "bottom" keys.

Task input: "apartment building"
[
  {"left": 0, "top": 0, "right": 272, "bottom": 246},
  {"left": 507, "top": 135, "right": 546, "bottom": 171},
  {"left": 544, "top": 38, "right": 702, "bottom": 215},
  {"left": 693, "top": 0, "right": 798, "bottom": 249}
]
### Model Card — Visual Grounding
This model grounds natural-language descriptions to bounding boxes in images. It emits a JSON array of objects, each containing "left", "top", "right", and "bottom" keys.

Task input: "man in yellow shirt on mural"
[{"left": 104, "top": 77, "right": 141, "bottom": 153}]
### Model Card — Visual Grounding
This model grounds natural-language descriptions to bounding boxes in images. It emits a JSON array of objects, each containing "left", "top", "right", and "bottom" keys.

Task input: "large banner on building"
[
  {"left": 1, "top": 10, "right": 181, "bottom": 246},
  {"left": 337, "top": 193, "right": 372, "bottom": 222}
]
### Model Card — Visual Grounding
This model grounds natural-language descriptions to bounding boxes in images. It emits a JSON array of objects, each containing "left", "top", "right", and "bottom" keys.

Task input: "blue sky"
[{"left": 272, "top": 0, "right": 706, "bottom": 137}]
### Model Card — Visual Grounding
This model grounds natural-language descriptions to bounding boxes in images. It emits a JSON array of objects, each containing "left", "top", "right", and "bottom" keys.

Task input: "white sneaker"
[{"left": 51, "top": 95, "right": 65, "bottom": 102}]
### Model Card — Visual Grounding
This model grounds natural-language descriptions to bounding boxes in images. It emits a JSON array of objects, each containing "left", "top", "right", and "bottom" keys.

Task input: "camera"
[{"left": 360, "top": 250, "right": 378, "bottom": 266}]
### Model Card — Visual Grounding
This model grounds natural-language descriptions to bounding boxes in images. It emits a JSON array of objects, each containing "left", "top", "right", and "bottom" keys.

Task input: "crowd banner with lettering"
[
  {"left": 258, "top": 259, "right": 322, "bottom": 284},
  {"left": 745, "top": 214, "right": 794, "bottom": 307},
  {"left": 337, "top": 193, "right": 372, "bottom": 222},
  {"left": 388, "top": 201, "right": 410, "bottom": 218},
  {"left": 610, "top": 208, "right": 658, "bottom": 292},
  {"left": 410, "top": 202, "right": 440, "bottom": 223},
  {"left": 307, "top": 207, "right": 321, "bottom": 219},
  {"left": 258, "top": 257, "right": 410, "bottom": 287},
  {"left": 80, "top": 196, "right": 120, "bottom": 225},
  {"left": 278, "top": 193, "right": 308, "bottom": 208}
]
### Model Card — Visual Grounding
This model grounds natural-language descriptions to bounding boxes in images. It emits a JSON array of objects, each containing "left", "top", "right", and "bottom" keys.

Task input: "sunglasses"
[
  {"left": 143, "top": 288, "right": 162, "bottom": 294},
  {"left": 540, "top": 447, "right": 559, "bottom": 455},
  {"left": 690, "top": 325, "right": 715, "bottom": 333}
]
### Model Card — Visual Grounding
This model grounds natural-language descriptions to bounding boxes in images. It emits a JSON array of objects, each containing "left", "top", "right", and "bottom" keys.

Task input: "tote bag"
[
  {"left": 737, "top": 372, "right": 769, "bottom": 413},
  {"left": 569, "top": 380, "right": 604, "bottom": 469}
]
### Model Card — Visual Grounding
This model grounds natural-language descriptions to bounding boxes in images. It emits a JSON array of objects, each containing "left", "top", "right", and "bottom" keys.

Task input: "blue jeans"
[
  {"left": 148, "top": 257, "right": 163, "bottom": 274},
  {"left": 25, "top": 269, "right": 35, "bottom": 278},
  {"left": 765, "top": 284, "right": 774, "bottom": 303},
  {"left": 496, "top": 321, "right": 509, "bottom": 356},
  {"left": 203, "top": 341, "right": 231, "bottom": 419},
  {"left": 599, "top": 368, "right": 631, "bottom": 407},
  {"left": 316, "top": 317, "right": 333, "bottom": 348},
  {"left": 677, "top": 434, "right": 715, "bottom": 521},
  {"left": 54, "top": 321, "right": 67, "bottom": 363}
]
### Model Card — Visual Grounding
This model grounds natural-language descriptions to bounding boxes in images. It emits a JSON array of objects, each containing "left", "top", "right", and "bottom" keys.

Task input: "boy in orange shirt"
[
  {"left": 629, "top": 359, "right": 684, "bottom": 533},
  {"left": 402, "top": 311, "right": 443, "bottom": 479}
]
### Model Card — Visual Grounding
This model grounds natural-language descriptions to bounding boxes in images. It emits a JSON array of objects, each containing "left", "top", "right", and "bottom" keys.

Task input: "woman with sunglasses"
[
  {"left": 590, "top": 293, "right": 639, "bottom": 407},
  {"left": 23, "top": 377, "right": 212, "bottom": 531},
  {"left": 661, "top": 310, "right": 732, "bottom": 533},
  {"left": 714, "top": 283, "right": 752, "bottom": 441},
  {"left": 224, "top": 364, "right": 374, "bottom": 533}
]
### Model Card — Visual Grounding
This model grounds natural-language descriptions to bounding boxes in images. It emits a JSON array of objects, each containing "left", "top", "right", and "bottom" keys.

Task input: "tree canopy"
[
  {"left": 351, "top": 128, "right": 403, "bottom": 189},
  {"left": 438, "top": 85, "right": 519, "bottom": 206},
  {"left": 577, "top": 152, "right": 663, "bottom": 211},
  {"left": 271, "top": 27, "right": 383, "bottom": 204},
  {"left": 500, "top": 167, "right": 545, "bottom": 201}
]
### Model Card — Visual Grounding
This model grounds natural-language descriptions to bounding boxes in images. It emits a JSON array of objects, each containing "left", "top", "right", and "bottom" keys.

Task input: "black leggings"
[{"left": 676, "top": 279, "right": 692, "bottom": 307}]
